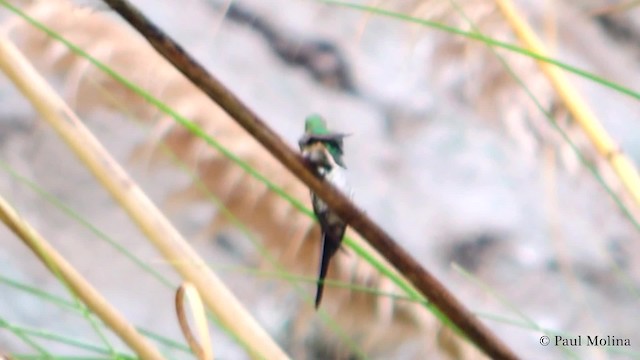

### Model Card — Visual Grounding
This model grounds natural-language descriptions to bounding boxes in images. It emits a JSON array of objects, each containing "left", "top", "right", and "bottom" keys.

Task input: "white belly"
[{"left": 314, "top": 166, "right": 351, "bottom": 214}]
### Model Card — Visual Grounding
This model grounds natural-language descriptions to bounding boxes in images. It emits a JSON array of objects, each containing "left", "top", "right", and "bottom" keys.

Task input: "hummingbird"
[{"left": 298, "top": 114, "right": 350, "bottom": 309}]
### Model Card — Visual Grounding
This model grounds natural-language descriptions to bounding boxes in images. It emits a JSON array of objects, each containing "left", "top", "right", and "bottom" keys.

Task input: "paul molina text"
[{"left": 555, "top": 335, "right": 631, "bottom": 347}]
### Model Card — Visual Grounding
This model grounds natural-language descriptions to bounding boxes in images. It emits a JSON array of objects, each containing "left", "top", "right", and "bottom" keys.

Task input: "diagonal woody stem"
[{"left": 100, "top": 1, "right": 519, "bottom": 358}]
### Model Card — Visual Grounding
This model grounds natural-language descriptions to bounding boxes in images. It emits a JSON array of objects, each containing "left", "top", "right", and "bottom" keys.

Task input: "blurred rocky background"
[{"left": 1, "top": 0, "right": 639, "bottom": 359}]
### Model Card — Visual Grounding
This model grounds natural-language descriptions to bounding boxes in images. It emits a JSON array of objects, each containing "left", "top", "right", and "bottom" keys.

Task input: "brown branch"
[{"left": 100, "top": 1, "right": 519, "bottom": 359}]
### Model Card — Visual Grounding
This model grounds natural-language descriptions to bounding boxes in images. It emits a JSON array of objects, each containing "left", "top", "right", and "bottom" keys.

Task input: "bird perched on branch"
[{"left": 298, "top": 114, "right": 350, "bottom": 308}]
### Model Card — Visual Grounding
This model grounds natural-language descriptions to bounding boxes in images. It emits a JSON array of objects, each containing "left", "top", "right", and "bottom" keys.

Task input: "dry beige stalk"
[
  {"left": 0, "top": 193, "right": 164, "bottom": 360},
  {"left": 0, "top": 24, "right": 288, "bottom": 360},
  {"left": 395, "top": 0, "right": 638, "bottom": 216}
]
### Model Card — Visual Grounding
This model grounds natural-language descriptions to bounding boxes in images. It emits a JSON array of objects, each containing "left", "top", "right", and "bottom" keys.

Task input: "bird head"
[{"left": 299, "top": 114, "right": 347, "bottom": 168}]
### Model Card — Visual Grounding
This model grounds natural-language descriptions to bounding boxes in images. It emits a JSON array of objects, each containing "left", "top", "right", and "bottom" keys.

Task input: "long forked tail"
[{"left": 315, "top": 233, "right": 332, "bottom": 308}]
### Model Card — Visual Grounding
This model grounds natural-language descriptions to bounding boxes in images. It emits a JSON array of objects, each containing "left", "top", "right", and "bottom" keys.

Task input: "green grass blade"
[{"left": 316, "top": 0, "right": 640, "bottom": 102}]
